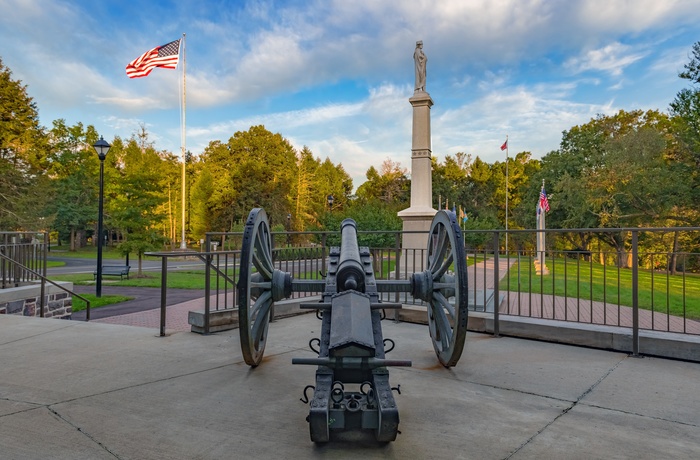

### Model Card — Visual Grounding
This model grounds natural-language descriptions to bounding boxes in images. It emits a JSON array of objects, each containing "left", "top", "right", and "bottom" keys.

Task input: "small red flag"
[{"left": 500, "top": 140, "right": 508, "bottom": 151}]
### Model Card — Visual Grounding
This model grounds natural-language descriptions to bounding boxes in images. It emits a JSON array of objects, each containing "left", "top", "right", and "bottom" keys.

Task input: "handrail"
[{"left": 0, "top": 251, "right": 91, "bottom": 320}]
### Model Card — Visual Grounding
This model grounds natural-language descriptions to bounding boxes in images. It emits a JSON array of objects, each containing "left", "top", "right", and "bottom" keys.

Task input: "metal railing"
[
  {"left": 494, "top": 228, "right": 700, "bottom": 351},
  {"left": 0, "top": 244, "right": 91, "bottom": 320},
  {"left": 146, "top": 226, "right": 700, "bottom": 348},
  {"left": 1, "top": 232, "right": 47, "bottom": 288}
]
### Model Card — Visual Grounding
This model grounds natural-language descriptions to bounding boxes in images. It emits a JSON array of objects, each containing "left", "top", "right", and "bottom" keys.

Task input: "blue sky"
[{"left": 2, "top": 0, "right": 700, "bottom": 189}]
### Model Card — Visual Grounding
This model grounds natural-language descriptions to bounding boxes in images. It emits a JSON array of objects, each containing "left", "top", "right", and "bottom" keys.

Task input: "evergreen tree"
[{"left": 0, "top": 58, "right": 47, "bottom": 229}]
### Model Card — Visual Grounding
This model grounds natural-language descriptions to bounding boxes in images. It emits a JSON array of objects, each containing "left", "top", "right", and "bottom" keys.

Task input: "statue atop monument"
[{"left": 413, "top": 40, "right": 427, "bottom": 92}]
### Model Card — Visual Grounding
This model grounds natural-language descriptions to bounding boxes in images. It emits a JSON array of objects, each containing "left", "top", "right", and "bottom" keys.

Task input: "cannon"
[{"left": 237, "top": 208, "right": 468, "bottom": 442}]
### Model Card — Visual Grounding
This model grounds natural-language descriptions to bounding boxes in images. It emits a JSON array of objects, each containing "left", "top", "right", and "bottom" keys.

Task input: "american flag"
[
  {"left": 126, "top": 39, "right": 181, "bottom": 78},
  {"left": 500, "top": 139, "right": 508, "bottom": 151},
  {"left": 539, "top": 187, "right": 550, "bottom": 213}
]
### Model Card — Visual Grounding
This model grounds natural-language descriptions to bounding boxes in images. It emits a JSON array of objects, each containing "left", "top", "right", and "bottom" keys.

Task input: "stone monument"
[{"left": 398, "top": 41, "right": 437, "bottom": 260}]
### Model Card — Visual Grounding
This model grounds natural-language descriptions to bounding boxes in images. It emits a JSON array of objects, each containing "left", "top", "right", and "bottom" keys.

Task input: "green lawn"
[
  {"left": 71, "top": 294, "right": 133, "bottom": 312},
  {"left": 501, "top": 257, "right": 700, "bottom": 320},
  {"left": 50, "top": 269, "right": 234, "bottom": 290}
]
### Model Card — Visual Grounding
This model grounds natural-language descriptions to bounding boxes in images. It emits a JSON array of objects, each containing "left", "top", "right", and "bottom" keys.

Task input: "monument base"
[
  {"left": 534, "top": 259, "right": 550, "bottom": 275},
  {"left": 398, "top": 206, "right": 437, "bottom": 273}
]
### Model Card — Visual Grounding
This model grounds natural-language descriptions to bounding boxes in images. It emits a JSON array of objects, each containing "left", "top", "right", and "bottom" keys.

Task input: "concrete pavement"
[{"left": 1, "top": 313, "right": 699, "bottom": 459}]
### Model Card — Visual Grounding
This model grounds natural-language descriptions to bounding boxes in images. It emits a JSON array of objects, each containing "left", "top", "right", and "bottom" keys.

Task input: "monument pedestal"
[
  {"left": 398, "top": 206, "right": 436, "bottom": 274},
  {"left": 398, "top": 90, "right": 437, "bottom": 272}
]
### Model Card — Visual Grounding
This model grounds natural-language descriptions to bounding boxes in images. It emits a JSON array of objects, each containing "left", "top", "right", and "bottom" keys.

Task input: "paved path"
[
  {"left": 2, "top": 313, "right": 699, "bottom": 459},
  {"left": 69, "top": 285, "right": 205, "bottom": 333}
]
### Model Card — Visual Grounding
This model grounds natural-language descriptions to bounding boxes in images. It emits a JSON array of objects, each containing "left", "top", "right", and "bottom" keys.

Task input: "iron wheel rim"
[
  {"left": 237, "top": 208, "right": 274, "bottom": 366},
  {"left": 426, "top": 210, "right": 469, "bottom": 367}
]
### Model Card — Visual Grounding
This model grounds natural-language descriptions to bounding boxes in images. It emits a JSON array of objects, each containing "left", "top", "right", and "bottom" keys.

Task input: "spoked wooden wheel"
[
  {"left": 413, "top": 210, "right": 469, "bottom": 367},
  {"left": 237, "top": 208, "right": 290, "bottom": 367}
]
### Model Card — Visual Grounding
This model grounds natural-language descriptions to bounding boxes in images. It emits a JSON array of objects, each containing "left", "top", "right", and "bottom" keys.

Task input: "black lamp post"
[
  {"left": 93, "top": 136, "right": 110, "bottom": 298},
  {"left": 327, "top": 194, "right": 334, "bottom": 211}
]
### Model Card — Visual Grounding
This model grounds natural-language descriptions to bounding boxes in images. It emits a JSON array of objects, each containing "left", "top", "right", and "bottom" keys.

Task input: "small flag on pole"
[
  {"left": 539, "top": 187, "right": 550, "bottom": 213},
  {"left": 126, "top": 39, "right": 181, "bottom": 78},
  {"left": 500, "top": 139, "right": 508, "bottom": 151}
]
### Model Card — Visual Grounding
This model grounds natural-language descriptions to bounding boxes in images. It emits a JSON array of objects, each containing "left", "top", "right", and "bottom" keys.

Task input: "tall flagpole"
[
  {"left": 505, "top": 135, "right": 509, "bottom": 253},
  {"left": 180, "top": 33, "right": 187, "bottom": 250}
]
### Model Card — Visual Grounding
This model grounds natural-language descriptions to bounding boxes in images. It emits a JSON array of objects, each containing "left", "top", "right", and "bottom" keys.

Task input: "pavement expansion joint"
[
  {"left": 580, "top": 403, "right": 700, "bottom": 428},
  {"left": 574, "top": 355, "right": 627, "bottom": 404},
  {"left": 0, "top": 323, "right": 78, "bottom": 347},
  {"left": 499, "top": 355, "right": 630, "bottom": 459},
  {"left": 47, "top": 406, "right": 121, "bottom": 459},
  {"left": 0, "top": 401, "right": 43, "bottom": 419},
  {"left": 47, "top": 359, "right": 246, "bottom": 407}
]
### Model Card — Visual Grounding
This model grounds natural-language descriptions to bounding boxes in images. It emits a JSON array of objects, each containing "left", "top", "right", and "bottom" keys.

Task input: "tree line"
[{"left": 1, "top": 42, "right": 698, "bottom": 264}]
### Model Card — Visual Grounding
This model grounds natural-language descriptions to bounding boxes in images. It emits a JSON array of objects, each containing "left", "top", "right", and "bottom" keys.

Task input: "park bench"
[{"left": 94, "top": 265, "right": 130, "bottom": 280}]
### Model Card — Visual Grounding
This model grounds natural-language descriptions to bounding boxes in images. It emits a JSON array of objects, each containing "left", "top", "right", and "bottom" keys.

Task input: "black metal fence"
[
  {"left": 0, "top": 231, "right": 91, "bottom": 319},
  {"left": 1, "top": 232, "right": 47, "bottom": 288},
  {"left": 194, "top": 226, "right": 700, "bottom": 340}
]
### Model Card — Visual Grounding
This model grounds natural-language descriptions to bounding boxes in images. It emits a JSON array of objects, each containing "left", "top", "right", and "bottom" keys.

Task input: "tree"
[
  {"left": 292, "top": 146, "right": 318, "bottom": 231},
  {"left": 108, "top": 137, "right": 169, "bottom": 275},
  {"left": 192, "top": 127, "right": 352, "bottom": 234},
  {"left": 312, "top": 157, "right": 353, "bottom": 217},
  {"left": 669, "top": 41, "right": 700, "bottom": 226},
  {"left": 432, "top": 152, "right": 471, "bottom": 211},
  {"left": 0, "top": 58, "right": 47, "bottom": 229},
  {"left": 194, "top": 126, "right": 299, "bottom": 229},
  {"left": 678, "top": 41, "right": 700, "bottom": 84},
  {"left": 189, "top": 165, "right": 216, "bottom": 240},
  {"left": 43, "top": 120, "right": 100, "bottom": 250},
  {"left": 355, "top": 158, "right": 409, "bottom": 208},
  {"left": 228, "top": 125, "right": 298, "bottom": 225}
]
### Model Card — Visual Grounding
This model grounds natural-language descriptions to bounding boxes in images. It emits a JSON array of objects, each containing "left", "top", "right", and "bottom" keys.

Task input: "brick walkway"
[{"left": 92, "top": 298, "right": 204, "bottom": 333}]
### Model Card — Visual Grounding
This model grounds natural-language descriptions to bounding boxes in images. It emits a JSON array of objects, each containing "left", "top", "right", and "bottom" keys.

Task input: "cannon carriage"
[{"left": 237, "top": 208, "right": 468, "bottom": 442}]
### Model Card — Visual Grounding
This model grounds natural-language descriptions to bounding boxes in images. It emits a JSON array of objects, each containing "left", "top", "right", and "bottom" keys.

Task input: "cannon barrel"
[{"left": 336, "top": 218, "right": 366, "bottom": 292}]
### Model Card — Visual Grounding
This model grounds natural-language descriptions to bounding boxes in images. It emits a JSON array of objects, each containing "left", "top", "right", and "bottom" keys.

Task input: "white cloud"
[
  {"left": 574, "top": 0, "right": 699, "bottom": 32},
  {"left": 564, "top": 43, "right": 648, "bottom": 76}
]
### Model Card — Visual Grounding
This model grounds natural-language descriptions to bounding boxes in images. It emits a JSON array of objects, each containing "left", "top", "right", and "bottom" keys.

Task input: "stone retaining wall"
[{"left": 0, "top": 282, "right": 74, "bottom": 319}]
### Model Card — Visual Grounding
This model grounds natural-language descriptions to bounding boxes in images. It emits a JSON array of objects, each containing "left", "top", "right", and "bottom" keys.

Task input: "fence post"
[
  {"left": 631, "top": 230, "right": 639, "bottom": 356},
  {"left": 204, "top": 234, "right": 212, "bottom": 335},
  {"left": 394, "top": 232, "right": 401, "bottom": 304},
  {"left": 321, "top": 232, "right": 327, "bottom": 276},
  {"left": 40, "top": 232, "right": 47, "bottom": 317},
  {"left": 493, "top": 231, "right": 500, "bottom": 337},
  {"left": 160, "top": 256, "right": 168, "bottom": 337}
]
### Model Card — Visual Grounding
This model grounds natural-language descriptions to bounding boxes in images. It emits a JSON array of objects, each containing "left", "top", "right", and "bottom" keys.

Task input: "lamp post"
[
  {"left": 93, "top": 136, "right": 111, "bottom": 298},
  {"left": 327, "top": 194, "right": 334, "bottom": 211},
  {"left": 287, "top": 213, "right": 291, "bottom": 246}
]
